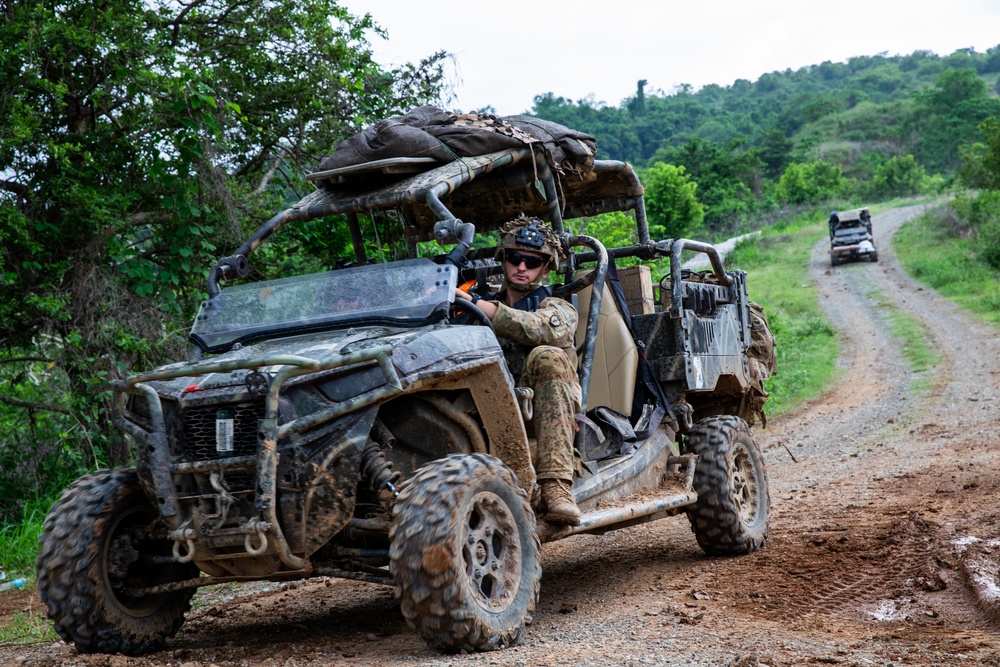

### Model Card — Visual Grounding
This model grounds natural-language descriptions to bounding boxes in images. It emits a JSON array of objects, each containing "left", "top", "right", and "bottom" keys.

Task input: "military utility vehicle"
[
  {"left": 829, "top": 207, "right": 877, "bottom": 265},
  {"left": 38, "top": 108, "right": 776, "bottom": 656}
]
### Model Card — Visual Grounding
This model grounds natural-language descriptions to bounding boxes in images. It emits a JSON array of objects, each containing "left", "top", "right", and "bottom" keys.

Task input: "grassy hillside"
[{"left": 893, "top": 205, "right": 1000, "bottom": 326}]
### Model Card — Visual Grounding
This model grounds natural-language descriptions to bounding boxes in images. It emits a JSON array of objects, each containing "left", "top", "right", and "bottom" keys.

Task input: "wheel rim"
[
  {"left": 103, "top": 505, "right": 172, "bottom": 617},
  {"left": 461, "top": 491, "right": 522, "bottom": 612},
  {"left": 730, "top": 444, "right": 760, "bottom": 526}
]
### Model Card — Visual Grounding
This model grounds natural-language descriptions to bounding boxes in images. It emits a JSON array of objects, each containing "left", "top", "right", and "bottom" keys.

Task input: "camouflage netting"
[
  {"left": 496, "top": 215, "right": 565, "bottom": 267},
  {"left": 746, "top": 301, "right": 778, "bottom": 426},
  {"left": 316, "top": 106, "right": 598, "bottom": 183}
]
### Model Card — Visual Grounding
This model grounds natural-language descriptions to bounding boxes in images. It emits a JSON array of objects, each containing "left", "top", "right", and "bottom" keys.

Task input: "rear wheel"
[
  {"left": 684, "top": 416, "right": 770, "bottom": 555},
  {"left": 37, "top": 469, "right": 197, "bottom": 655},
  {"left": 390, "top": 454, "right": 540, "bottom": 653},
  {"left": 871, "top": 251, "right": 879, "bottom": 262}
]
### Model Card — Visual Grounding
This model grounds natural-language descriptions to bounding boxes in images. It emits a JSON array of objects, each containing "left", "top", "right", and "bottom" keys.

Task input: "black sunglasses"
[{"left": 504, "top": 251, "right": 546, "bottom": 270}]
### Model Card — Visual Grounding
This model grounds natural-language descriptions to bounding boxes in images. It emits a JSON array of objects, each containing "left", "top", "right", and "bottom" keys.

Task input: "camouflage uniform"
[
  {"left": 480, "top": 215, "right": 581, "bottom": 524},
  {"left": 492, "top": 291, "right": 580, "bottom": 481}
]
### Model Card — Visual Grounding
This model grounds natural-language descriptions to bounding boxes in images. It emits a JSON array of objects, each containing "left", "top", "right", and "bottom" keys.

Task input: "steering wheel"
[{"left": 449, "top": 298, "right": 494, "bottom": 331}]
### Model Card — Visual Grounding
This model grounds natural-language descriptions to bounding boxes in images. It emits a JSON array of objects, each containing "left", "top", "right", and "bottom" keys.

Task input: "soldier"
[{"left": 455, "top": 216, "right": 582, "bottom": 526}]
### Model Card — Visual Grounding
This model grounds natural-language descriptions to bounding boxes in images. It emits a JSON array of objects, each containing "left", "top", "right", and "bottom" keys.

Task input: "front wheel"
[
  {"left": 389, "top": 453, "right": 540, "bottom": 653},
  {"left": 36, "top": 469, "right": 198, "bottom": 655},
  {"left": 684, "top": 416, "right": 770, "bottom": 555}
]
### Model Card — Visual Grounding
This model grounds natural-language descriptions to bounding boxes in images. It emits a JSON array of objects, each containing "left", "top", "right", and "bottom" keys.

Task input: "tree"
[
  {"left": 641, "top": 163, "right": 704, "bottom": 239},
  {"left": 952, "top": 191, "right": 1000, "bottom": 271},
  {"left": 959, "top": 117, "right": 1000, "bottom": 190},
  {"left": 957, "top": 117, "right": 1000, "bottom": 270},
  {"left": 627, "top": 80, "right": 648, "bottom": 116},
  {"left": 910, "top": 68, "right": 1000, "bottom": 172},
  {"left": 759, "top": 129, "right": 794, "bottom": 179},
  {"left": 0, "top": 0, "right": 447, "bottom": 510},
  {"left": 918, "top": 68, "right": 987, "bottom": 116},
  {"left": 872, "top": 155, "right": 927, "bottom": 198},
  {"left": 777, "top": 161, "right": 846, "bottom": 204},
  {"left": 648, "top": 138, "right": 766, "bottom": 229}
]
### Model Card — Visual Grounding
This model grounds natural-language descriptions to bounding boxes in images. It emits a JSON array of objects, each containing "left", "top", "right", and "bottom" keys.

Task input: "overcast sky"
[{"left": 340, "top": 0, "right": 1000, "bottom": 116}]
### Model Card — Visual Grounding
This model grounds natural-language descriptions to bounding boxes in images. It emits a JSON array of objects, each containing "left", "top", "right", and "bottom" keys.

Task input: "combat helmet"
[{"left": 495, "top": 215, "right": 564, "bottom": 270}]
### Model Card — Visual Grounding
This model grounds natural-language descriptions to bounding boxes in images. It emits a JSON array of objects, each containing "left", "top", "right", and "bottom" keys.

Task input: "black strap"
[
  {"left": 604, "top": 259, "right": 633, "bottom": 330},
  {"left": 472, "top": 265, "right": 491, "bottom": 298},
  {"left": 510, "top": 285, "right": 552, "bottom": 312},
  {"left": 627, "top": 402, "right": 666, "bottom": 443}
]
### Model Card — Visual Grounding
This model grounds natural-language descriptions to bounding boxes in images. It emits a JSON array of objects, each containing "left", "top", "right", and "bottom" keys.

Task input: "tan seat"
[{"left": 574, "top": 278, "right": 638, "bottom": 415}]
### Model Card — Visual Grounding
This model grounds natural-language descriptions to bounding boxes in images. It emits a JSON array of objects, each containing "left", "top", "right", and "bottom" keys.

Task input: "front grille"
[{"left": 181, "top": 402, "right": 263, "bottom": 461}]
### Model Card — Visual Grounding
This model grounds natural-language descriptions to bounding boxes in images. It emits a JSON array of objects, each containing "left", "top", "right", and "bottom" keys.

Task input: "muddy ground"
[{"left": 3, "top": 204, "right": 999, "bottom": 666}]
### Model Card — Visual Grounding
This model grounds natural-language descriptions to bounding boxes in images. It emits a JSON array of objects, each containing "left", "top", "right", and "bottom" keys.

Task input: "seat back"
[{"left": 574, "top": 277, "right": 638, "bottom": 415}]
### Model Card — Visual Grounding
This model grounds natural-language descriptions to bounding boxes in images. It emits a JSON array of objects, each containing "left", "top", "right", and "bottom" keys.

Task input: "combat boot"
[{"left": 540, "top": 479, "right": 581, "bottom": 526}]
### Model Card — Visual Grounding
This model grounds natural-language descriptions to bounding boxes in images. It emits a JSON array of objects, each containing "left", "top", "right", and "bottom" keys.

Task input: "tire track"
[{"left": 748, "top": 513, "right": 946, "bottom": 627}]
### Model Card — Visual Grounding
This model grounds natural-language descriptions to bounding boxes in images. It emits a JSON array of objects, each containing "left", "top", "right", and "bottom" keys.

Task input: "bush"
[
  {"left": 953, "top": 191, "right": 1000, "bottom": 270},
  {"left": 871, "top": 154, "right": 929, "bottom": 198},
  {"left": 641, "top": 163, "right": 705, "bottom": 238},
  {"left": 777, "top": 161, "right": 847, "bottom": 204}
]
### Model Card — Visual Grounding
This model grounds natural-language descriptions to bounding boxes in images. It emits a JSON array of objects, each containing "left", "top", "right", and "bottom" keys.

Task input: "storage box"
[{"left": 616, "top": 265, "right": 655, "bottom": 315}]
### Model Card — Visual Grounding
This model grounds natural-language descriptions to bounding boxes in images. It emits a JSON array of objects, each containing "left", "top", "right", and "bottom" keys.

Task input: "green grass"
[
  {"left": 0, "top": 498, "right": 56, "bottom": 647},
  {"left": 0, "top": 495, "right": 54, "bottom": 647},
  {"left": 0, "top": 607, "right": 58, "bottom": 646},
  {"left": 0, "top": 497, "right": 57, "bottom": 646},
  {"left": 893, "top": 208, "right": 1000, "bottom": 327},
  {"left": 865, "top": 286, "right": 941, "bottom": 395},
  {"left": 0, "top": 495, "right": 52, "bottom": 578}
]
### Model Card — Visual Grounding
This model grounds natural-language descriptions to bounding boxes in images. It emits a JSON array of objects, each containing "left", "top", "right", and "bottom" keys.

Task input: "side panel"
[
  {"left": 680, "top": 304, "right": 750, "bottom": 391},
  {"left": 386, "top": 325, "right": 534, "bottom": 490},
  {"left": 633, "top": 306, "right": 749, "bottom": 394}
]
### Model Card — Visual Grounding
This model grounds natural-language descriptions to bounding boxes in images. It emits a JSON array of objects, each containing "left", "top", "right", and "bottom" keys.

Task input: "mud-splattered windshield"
[{"left": 190, "top": 259, "right": 457, "bottom": 353}]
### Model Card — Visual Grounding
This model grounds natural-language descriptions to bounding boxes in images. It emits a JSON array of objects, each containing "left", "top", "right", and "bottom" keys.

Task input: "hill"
[
  {"left": 526, "top": 46, "right": 1000, "bottom": 232},
  {"left": 529, "top": 47, "right": 1000, "bottom": 172}
]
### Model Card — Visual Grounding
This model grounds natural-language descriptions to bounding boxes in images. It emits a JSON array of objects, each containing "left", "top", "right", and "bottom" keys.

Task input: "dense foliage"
[
  {"left": 529, "top": 48, "right": 1000, "bottom": 231},
  {"left": 0, "top": 0, "right": 447, "bottom": 518}
]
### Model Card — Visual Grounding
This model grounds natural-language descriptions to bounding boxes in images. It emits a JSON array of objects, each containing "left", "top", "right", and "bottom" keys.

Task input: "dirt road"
[{"left": 4, "top": 204, "right": 999, "bottom": 666}]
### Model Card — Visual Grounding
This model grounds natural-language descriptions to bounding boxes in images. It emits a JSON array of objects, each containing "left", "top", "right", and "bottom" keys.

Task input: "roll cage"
[{"left": 202, "top": 147, "right": 733, "bottom": 412}]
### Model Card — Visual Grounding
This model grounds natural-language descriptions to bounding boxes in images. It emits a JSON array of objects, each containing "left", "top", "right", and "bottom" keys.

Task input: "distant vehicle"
[{"left": 829, "top": 207, "right": 877, "bottom": 266}]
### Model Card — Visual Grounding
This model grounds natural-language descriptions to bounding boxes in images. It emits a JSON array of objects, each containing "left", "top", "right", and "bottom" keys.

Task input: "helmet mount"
[
  {"left": 495, "top": 215, "right": 563, "bottom": 270},
  {"left": 513, "top": 221, "right": 547, "bottom": 251}
]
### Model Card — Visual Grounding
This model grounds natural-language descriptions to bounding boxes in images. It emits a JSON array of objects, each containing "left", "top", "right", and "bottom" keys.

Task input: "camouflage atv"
[{"left": 37, "top": 109, "right": 776, "bottom": 656}]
